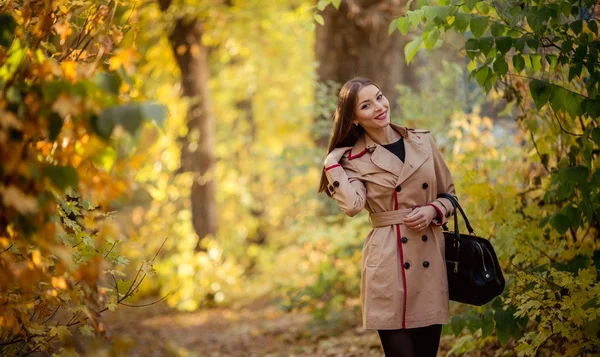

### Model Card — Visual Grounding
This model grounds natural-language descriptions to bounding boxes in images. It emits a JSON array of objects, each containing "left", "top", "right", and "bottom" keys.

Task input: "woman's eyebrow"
[{"left": 358, "top": 91, "right": 382, "bottom": 106}]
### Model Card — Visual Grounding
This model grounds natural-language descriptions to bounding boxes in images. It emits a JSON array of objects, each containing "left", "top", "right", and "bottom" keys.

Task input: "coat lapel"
[
  {"left": 394, "top": 126, "right": 431, "bottom": 186},
  {"left": 369, "top": 144, "right": 403, "bottom": 176}
]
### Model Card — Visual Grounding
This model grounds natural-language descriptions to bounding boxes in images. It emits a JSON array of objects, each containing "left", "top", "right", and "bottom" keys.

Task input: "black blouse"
[{"left": 382, "top": 138, "right": 405, "bottom": 162}]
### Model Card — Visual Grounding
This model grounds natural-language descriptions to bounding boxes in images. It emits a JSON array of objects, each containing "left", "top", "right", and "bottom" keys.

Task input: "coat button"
[
  {"left": 421, "top": 235, "right": 428, "bottom": 242},
  {"left": 333, "top": 181, "right": 340, "bottom": 187},
  {"left": 423, "top": 261, "right": 430, "bottom": 268},
  {"left": 401, "top": 237, "right": 408, "bottom": 244},
  {"left": 328, "top": 184, "right": 334, "bottom": 193},
  {"left": 395, "top": 185, "right": 402, "bottom": 192},
  {"left": 422, "top": 183, "right": 429, "bottom": 189},
  {"left": 403, "top": 262, "right": 410, "bottom": 269}
]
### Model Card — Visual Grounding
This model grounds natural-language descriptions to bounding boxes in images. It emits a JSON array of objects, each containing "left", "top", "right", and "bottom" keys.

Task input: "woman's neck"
[{"left": 365, "top": 126, "right": 401, "bottom": 146}]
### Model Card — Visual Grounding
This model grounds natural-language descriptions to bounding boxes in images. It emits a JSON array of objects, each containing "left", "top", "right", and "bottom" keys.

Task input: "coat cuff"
[
  {"left": 324, "top": 165, "right": 344, "bottom": 194},
  {"left": 428, "top": 203, "right": 446, "bottom": 226}
]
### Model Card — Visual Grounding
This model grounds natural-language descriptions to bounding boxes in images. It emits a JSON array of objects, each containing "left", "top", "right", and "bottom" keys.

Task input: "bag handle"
[{"left": 436, "top": 193, "right": 475, "bottom": 235}]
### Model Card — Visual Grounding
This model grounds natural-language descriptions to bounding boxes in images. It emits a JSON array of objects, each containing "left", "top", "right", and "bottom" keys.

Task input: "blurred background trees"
[{"left": 1, "top": 0, "right": 598, "bottom": 356}]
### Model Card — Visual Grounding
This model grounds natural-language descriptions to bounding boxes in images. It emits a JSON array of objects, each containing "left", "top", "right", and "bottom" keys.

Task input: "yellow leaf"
[
  {"left": 49, "top": 325, "right": 72, "bottom": 342},
  {"left": 108, "top": 48, "right": 139, "bottom": 74},
  {"left": 61, "top": 61, "right": 77, "bottom": 82},
  {"left": 52, "top": 276, "right": 67, "bottom": 290},
  {"left": 31, "top": 250, "right": 42, "bottom": 267}
]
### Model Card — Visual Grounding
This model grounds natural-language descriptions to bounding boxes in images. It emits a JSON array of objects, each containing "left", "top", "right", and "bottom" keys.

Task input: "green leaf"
[
  {"left": 44, "top": 165, "right": 78, "bottom": 191},
  {"left": 450, "top": 315, "right": 465, "bottom": 335},
  {"left": 424, "top": 28, "right": 440, "bottom": 49},
  {"left": 570, "top": 20, "right": 583, "bottom": 34},
  {"left": 141, "top": 102, "right": 167, "bottom": 127},
  {"left": 546, "top": 54, "right": 558, "bottom": 69},
  {"left": 454, "top": 13, "right": 470, "bottom": 33},
  {"left": 562, "top": 40, "right": 573, "bottom": 53},
  {"left": 317, "top": 0, "right": 329, "bottom": 11},
  {"left": 530, "top": 54, "right": 542, "bottom": 71},
  {"left": 493, "top": 57, "right": 508, "bottom": 75},
  {"left": 465, "top": 38, "right": 480, "bottom": 60},
  {"left": 48, "top": 112, "right": 63, "bottom": 142},
  {"left": 490, "top": 22, "right": 505, "bottom": 36},
  {"left": 515, "top": 35, "right": 527, "bottom": 52},
  {"left": 475, "top": 2, "right": 490, "bottom": 14},
  {"left": 550, "top": 213, "right": 570, "bottom": 234},
  {"left": 332, "top": 0, "right": 341, "bottom": 9},
  {"left": 92, "top": 147, "right": 117, "bottom": 172},
  {"left": 407, "top": 10, "right": 423, "bottom": 27},
  {"left": 389, "top": 18, "right": 399, "bottom": 35},
  {"left": 397, "top": 17, "right": 410, "bottom": 35},
  {"left": 94, "top": 72, "right": 121, "bottom": 95},
  {"left": 588, "top": 20, "right": 599, "bottom": 35},
  {"left": 0, "top": 14, "right": 17, "bottom": 47},
  {"left": 99, "top": 103, "right": 143, "bottom": 135},
  {"left": 404, "top": 37, "right": 423, "bottom": 64},
  {"left": 527, "top": 13, "right": 544, "bottom": 33},
  {"left": 495, "top": 36, "right": 513, "bottom": 54},
  {"left": 470, "top": 16, "right": 489, "bottom": 37},
  {"left": 560, "top": 2, "right": 572, "bottom": 17},
  {"left": 550, "top": 87, "right": 584, "bottom": 118},
  {"left": 513, "top": 54, "right": 525, "bottom": 72},
  {"left": 314, "top": 14, "right": 325, "bottom": 26},
  {"left": 475, "top": 66, "right": 490, "bottom": 86},
  {"left": 591, "top": 128, "right": 600, "bottom": 146},
  {"left": 568, "top": 62, "right": 582, "bottom": 81},
  {"left": 465, "top": 0, "right": 478, "bottom": 11},
  {"left": 529, "top": 80, "right": 552, "bottom": 110},
  {"left": 478, "top": 36, "right": 494, "bottom": 56},
  {"left": 481, "top": 310, "right": 495, "bottom": 338}
]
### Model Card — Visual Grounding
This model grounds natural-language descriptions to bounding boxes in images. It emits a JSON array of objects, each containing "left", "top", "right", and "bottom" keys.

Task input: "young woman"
[{"left": 319, "top": 77, "right": 456, "bottom": 357}]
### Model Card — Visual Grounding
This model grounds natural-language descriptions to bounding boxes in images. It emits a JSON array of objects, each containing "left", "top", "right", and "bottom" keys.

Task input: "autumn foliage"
[{"left": 0, "top": 0, "right": 163, "bottom": 355}]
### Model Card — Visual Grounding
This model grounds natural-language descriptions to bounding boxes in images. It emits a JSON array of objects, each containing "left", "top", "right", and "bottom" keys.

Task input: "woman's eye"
[
  {"left": 377, "top": 94, "right": 383, "bottom": 100},
  {"left": 361, "top": 104, "right": 369, "bottom": 110}
]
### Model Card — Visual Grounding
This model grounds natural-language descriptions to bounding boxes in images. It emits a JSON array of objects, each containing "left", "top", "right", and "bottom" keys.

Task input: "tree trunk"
[
  {"left": 314, "top": 0, "right": 417, "bottom": 145},
  {"left": 158, "top": 0, "right": 217, "bottom": 251}
]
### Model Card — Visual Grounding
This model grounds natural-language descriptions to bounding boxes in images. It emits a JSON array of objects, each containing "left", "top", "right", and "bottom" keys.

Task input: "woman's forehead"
[{"left": 356, "top": 85, "right": 380, "bottom": 102}]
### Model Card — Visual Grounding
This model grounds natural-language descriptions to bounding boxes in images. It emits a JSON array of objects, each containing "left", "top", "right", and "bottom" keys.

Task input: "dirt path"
[{"left": 102, "top": 300, "right": 454, "bottom": 357}]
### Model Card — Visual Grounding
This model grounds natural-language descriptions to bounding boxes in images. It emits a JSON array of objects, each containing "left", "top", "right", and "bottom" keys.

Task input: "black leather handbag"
[{"left": 438, "top": 193, "right": 505, "bottom": 305}]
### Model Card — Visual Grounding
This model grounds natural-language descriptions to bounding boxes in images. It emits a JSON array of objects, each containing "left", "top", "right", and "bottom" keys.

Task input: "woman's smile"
[{"left": 374, "top": 110, "right": 388, "bottom": 120}]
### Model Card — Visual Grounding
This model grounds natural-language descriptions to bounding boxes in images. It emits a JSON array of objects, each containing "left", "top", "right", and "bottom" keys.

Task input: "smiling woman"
[{"left": 318, "top": 77, "right": 457, "bottom": 357}]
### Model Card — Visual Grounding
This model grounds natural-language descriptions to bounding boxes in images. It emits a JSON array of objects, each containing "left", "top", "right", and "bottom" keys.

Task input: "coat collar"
[{"left": 348, "top": 123, "right": 431, "bottom": 185}]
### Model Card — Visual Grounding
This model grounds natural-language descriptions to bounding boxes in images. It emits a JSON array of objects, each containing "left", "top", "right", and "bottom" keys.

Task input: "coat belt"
[{"left": 369, "top": 208, "right": 415, "bottom": 227}]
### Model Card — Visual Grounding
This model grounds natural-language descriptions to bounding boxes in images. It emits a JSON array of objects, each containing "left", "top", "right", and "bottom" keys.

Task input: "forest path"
[{"left": 103, "top": 299, "right": 455, "bottom": 357}]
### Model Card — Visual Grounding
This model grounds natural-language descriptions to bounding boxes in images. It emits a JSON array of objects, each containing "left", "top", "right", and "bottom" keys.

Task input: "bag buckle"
[{"left": 447, "top": 260, "right": 459, "bottom": 273}]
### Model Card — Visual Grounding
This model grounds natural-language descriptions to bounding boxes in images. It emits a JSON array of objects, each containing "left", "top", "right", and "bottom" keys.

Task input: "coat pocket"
[{"left": 366, "top": 243, "right": 381, "bottom": 268}]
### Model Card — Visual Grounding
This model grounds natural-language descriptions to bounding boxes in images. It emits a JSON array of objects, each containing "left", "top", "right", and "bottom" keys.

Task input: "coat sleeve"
[
  {"left": 426, "top": 134, "right": 456, "bottom": 226},
  {"left": 324, "top": 158, "right": 366, "bottom": 217}
]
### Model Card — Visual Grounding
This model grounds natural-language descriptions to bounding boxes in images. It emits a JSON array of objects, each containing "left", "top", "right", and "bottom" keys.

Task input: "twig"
[
  {"left": 120, "top": 292, "right": 172, "bottom": 307},
  {"left": 0, "top": 244, "right": 13, "bottom": 255}
]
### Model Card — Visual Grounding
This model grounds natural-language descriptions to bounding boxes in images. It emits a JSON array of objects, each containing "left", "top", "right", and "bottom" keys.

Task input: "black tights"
[{"left": 377, "top": 324, "right": 442, "bottom": 357}]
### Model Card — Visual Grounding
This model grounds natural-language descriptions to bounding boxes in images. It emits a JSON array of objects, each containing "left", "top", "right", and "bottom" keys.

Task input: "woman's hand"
[
  {"left": 324, "top": 147, "right": 353, "bottom": 167},
  {"left": 404, "top": 206, "right": 438, "bottom": 231}
]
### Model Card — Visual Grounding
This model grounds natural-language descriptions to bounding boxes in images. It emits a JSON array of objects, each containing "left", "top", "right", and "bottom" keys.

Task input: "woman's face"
[{"left": 353, "top": 84, "right": 390, "bottom": 130}]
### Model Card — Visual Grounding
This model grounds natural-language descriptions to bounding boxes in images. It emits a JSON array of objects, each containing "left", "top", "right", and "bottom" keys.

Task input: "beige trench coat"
[{"left": 324, "top": 124, "right": 456, "bottom": 330}]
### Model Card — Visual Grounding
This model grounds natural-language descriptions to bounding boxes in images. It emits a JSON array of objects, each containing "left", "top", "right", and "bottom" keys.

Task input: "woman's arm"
[{"left": 324, "top": 158, "right": 366, "bottom": 217}]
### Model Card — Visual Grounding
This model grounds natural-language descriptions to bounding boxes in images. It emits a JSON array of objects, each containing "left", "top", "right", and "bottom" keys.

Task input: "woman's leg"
[
  {"left": 377, "top": 329, "right": 416, "bottom": 357},
  {"left": 377, "top": 325, "right": 442, "bottom": 357},
  {"left": 413, "top": 324, "right": 442, "bottom": 357}
]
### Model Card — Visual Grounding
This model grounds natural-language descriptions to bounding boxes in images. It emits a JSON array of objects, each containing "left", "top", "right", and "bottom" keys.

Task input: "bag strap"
[{"left": 437, "top": 193, "right": 475, "bottom": 234}]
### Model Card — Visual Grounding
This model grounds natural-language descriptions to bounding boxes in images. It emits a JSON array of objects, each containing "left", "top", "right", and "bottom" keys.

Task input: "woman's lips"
[{"left": 374, "top": 110, "right": 387, "bottom": 120}]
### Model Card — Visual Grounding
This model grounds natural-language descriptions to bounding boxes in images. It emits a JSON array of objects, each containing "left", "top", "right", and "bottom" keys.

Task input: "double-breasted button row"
[
  {"left": 402, "top": 235, "right": 428, "bottom": 243},
  {"left": 403, "top": 261, "right": 431, "bottom": 269}
]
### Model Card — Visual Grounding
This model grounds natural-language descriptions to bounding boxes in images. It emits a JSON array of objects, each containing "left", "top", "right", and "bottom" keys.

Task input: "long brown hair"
[{"left": 318, "top": 77, "right": 379, "bottom": 195}]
